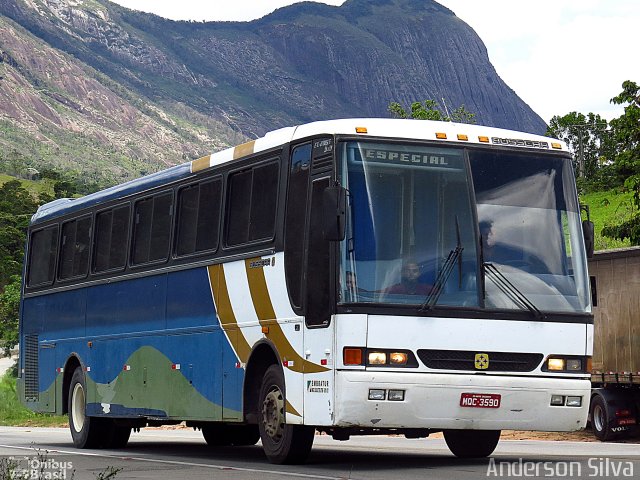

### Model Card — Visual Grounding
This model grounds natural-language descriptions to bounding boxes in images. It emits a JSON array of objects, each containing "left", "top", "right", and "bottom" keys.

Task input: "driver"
[
  {"left": 480, "top": 220, "right": 527, "bottom": 267},
  {"left": 385, "top": 259, "right": 432, "bottom": 295}
]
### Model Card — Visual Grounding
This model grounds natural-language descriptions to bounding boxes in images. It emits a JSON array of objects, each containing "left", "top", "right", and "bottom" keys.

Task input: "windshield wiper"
[
  {"left": 420, "top": 245, "right": 463, "bottom": 312},
  {"left": 420, "top": 216, "right": 464, "bottom": 312},
  {"left": 483, "top": 262, "right": 546, "bottom": 320}
]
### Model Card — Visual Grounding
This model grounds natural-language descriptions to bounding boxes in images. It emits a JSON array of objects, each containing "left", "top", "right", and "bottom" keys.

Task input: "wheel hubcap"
[
  {"left": 593, "top": 404, "right": 605, "bottom": 432},
  {"left": 262, "top": 386, "right": 285, "bottom": 442},
  {"left": 71, "top": 383, "right": 86, "bottom": 433}
]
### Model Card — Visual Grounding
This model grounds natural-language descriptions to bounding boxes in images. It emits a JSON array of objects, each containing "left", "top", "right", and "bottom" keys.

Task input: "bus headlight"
[
  {"left": 566, "top": 359, "right": 582, "bottom": 371},
  {"left": 543, "top": 356, "right": 589, "bottom": 373},
  {"left": 547, "top": 358, "right": 565, "bottom": 371},
  {"left": 389, "top": 352, "right": 408, "bottom": 365},
  {"left": 368, "top": 352, "right": 387, "bottom": 365},
  {"left": 357, "top": 348, "right": 418, "bottom": 367}
]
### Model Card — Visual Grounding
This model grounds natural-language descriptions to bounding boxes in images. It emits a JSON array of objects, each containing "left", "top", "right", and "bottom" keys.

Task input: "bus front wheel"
[
  {"left": 258, "top": 365, "right": 314, "bottom": 464},
  {"left": 443, "top": 429, "right": 500, "bottom": 458},
  {"left": 68, "top": 367, "right": 104, "bottom": 448}
]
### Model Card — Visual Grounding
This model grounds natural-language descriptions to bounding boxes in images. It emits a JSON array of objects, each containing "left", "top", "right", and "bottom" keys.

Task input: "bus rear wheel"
[
  {"left": 68, "top": 367, "right": 104, "bottom": 448},
  {"left": 443, "top": 429, "right": 500, "bottom": 458},
  {"left": 258, "top": 365, "right": 314, "bottom": 464}
]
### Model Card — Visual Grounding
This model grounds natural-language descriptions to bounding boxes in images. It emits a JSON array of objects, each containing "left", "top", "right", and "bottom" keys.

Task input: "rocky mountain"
[{"left": 0, "top": 0, "right": 547, "bottom": 185}]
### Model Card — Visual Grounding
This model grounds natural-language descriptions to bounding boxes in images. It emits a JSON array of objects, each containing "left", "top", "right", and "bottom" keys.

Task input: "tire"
[
  {"left": 443, "top": 429, "right": 500, "bottom": 458},
  {"left": 202, "top": 424, "right": 260, "bottom": 447},
  {"left": 68, "top": 367, "right": 105, "bottom": 448},
  {"left": 590, "top": 394, "right": 613, "bottom": 441},
  {"left": 258, "top": 365, "right": 314, "bottom": 464}
]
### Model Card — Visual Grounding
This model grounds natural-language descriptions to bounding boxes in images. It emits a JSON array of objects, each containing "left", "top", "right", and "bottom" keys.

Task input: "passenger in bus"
[
  {"left": 344, "top": 271, "right": 370, "bottom": 301},
  {"left": 384, "top": 259, "right": 432, "bottom": 295},
  {"left": 344, "top": 271, "right": 358, "bottom": 301}
]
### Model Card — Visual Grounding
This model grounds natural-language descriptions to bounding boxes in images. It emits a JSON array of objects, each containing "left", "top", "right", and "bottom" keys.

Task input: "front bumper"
[{"left": 334, "top": 371, "right": 590, "bottom": 431}]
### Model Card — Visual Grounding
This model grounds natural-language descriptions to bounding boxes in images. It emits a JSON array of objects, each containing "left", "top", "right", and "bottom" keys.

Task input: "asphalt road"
[{"left": 1, "top": 427, "right": 639, "bottom": 480}]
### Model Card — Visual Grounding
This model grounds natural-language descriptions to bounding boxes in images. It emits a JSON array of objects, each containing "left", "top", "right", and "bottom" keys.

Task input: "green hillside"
[
  {"left": 0, "top": 174, "right": 56, "bottom": 197},
  {"left": 581, "top": 189, "right": 634, "bottom": 251}
]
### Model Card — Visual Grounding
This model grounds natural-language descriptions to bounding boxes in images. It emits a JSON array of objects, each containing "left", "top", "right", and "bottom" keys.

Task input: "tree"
[
  {"left": 0, "top": 180, "right": 52, "bottom": 356},
  {"left": 601, "top": 81, "right": 640, "bottom": 244},
  {"left": 0, "top": 275, "right": 20, "bottom": 356},
  {"left": 546, "top": 112, "right": 614, "bottom": 187},
  {"left": 0, "top": 181, "right": 41, "bottom": 287},
  {"left": 388, "top": 100, "right": 476, "bottom": 124}
]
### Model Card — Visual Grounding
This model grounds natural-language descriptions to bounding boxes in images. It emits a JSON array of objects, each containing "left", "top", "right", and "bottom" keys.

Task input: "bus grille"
[
  {"left": 24, "top": 334, "right": 39, "bottom": 401},
  {"left": 417, "top": 349, "right": 543, "bottom": 372}
]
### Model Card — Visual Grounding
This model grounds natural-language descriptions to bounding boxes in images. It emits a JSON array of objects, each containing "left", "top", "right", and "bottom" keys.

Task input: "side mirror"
[
  {"left": 322, "top": 185, "right": 347, "bottom": 241},
  {"left": 582, "top": 220, "right": 594, "bottom": 258}
]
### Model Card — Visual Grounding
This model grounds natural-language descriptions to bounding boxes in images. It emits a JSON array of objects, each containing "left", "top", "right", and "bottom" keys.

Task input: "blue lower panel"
[{"left": 25, "top": 267, "right": 244, "bottom": 418}]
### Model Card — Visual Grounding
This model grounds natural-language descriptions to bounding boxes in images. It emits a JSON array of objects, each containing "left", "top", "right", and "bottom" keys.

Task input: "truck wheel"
[
  {"left": 444, "top": 430, "right": 501, "bottom": 458},
  {"left": 258, "top": 365, "right": 314, "bottom": 464},
  {"left": 68, "top": 367, "right": 105, "bottom": 448},
  {"left": 591, "top": 394, "right": 613, "bottom": 441}
]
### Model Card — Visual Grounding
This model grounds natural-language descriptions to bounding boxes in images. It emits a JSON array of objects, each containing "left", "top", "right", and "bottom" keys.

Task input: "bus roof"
[{"left": 31, "top": 118, "right": 566, "bottom": 225}]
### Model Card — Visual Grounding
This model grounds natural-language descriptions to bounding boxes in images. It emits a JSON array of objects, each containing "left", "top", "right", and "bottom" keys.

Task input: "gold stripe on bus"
[
  {"left": 233, "top": 140, "right": 256, "bottom": 160},
  {"left": 207, "top": 264, "right": 251, "bottom": 362},
  {"left": 191, "top": 155, "right": 211, "bottom": 173},
  {"left": 244, "top": 258, "right": 329, "bottom": 374},
  {"left": 285, "top": 400, "right": 301, "bottom": 417},
  {"left": 209, "top": 264, "right": 302, "bottom": 418}
]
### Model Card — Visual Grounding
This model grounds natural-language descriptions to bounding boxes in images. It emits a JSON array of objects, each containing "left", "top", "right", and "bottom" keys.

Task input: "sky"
[{"left": 111, "top": 0, "right": 640, "bottom": 124}]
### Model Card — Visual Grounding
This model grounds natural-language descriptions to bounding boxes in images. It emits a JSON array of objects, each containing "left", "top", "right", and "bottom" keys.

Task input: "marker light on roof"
[
  {"left": 355, "top": 127, "right": 368, "bottom": 134},
  {"left": 551, "top": 143, "right": 562, "bottom": 149},
  {"left": 478, "top": 136, "right": 490, "bottom": 143},
  {"left": 457, "top": 134, "right": 469, "bottom": 141},
  {"left": 435, "top": 132, "right": 447, "bottom": 139}
]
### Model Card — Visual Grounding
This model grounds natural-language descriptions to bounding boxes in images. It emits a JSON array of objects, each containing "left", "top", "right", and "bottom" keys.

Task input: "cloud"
[{"left": 439, "top": 0, "right": 640, "bottom": 122}]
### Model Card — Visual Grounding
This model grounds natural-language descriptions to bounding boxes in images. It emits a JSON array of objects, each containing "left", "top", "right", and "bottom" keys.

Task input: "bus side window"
[
  {"left": 132, "top": 192, "right": 173, "bottom": 265},
  {"left": 59, "top": 216, "right": 91, "bottom": 280},
  {"left": 175, "top": 178, "right": 221, "bottom": 257},
  {"left": 27, "top": 225, "right": 59, "bottom": 287},
  {"left": 225, "top": 160, "right": 279, "bottom": 247},
  {"left": 94, "top": 205, "right": 130, "bottom": 273}
]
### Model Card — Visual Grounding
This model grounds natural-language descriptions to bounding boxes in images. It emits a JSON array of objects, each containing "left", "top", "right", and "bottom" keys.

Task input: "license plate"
[{"left": 460, "top": 393, "right": 501, "bottom": 408}]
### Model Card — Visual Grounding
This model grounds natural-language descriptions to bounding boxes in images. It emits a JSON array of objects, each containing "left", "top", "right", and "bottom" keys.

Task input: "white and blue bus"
[{"left": 19, "top": 119, "right": 593, "bottom": 463}]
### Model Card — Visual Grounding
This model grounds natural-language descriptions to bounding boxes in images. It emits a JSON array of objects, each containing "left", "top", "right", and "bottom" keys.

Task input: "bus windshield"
[{"left": 338, "top": 141, "right": 590, "bottom": 315}]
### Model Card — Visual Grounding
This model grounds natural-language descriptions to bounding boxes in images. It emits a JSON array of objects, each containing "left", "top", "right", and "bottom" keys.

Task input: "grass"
[
  {"left": 580, "top": 188, "right": 635, "bottom": 251},
  {"left": 0, "top": 371, "right": 68, "bottom": 427}
]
